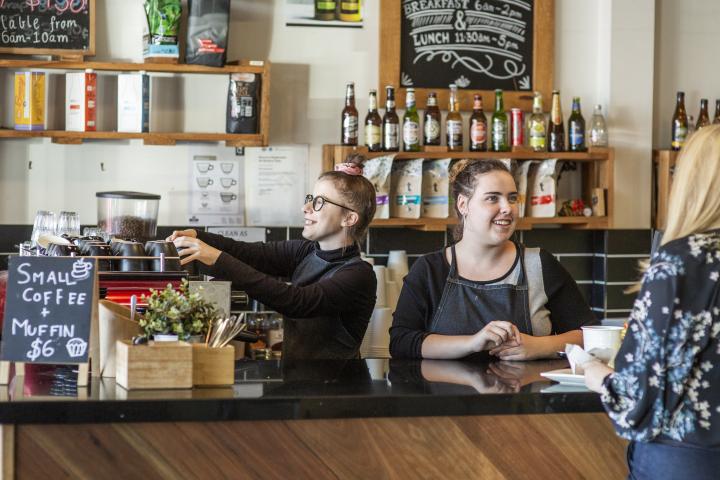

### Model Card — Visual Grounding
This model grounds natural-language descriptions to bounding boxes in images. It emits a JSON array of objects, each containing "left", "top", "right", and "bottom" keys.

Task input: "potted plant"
[{"left": 140, "top": 279, "right": 218, "bottom": 342}]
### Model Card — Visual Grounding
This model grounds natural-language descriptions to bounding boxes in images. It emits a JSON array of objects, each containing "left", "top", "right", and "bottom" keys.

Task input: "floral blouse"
[{"left": 602, "top": 231, "right": 720, "bottom": 448}]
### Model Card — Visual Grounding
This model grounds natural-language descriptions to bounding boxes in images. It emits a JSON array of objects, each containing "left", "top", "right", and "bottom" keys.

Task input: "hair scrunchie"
[{"left": 335, "top": 162, "right": 364, "bottom": 176}]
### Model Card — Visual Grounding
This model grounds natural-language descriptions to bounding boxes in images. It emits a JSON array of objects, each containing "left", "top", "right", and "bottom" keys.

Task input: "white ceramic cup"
[
  {"left": 582, "top": 325, "right": 623, "bottom": 364},
  {"left": 373, "top": 265, "right": 387, "bottom": 308},
  {"left": 387, "top": 250, "right": 409, "bottom": 280}
]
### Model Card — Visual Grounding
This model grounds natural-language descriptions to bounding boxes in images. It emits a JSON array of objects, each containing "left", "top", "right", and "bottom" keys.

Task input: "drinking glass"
[
  {"left": 56, "top": 211, "right": 80, "bottom": 236},
  {"left": 31, "top": 210, "right": 56, "bottom": 247}
]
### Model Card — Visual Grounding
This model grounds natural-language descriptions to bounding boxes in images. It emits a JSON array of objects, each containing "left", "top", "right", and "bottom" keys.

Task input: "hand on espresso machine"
[
  {"left": 172, "top": 235, "right": 222, "bottom": 266},
  {"left": 166, "top": 229, "right": 198, "bottom": 242}
]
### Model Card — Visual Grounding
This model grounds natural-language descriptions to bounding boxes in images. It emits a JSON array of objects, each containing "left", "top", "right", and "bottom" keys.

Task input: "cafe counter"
[{"left": 0, "top": 359, "right": 628, "bottom": 479}]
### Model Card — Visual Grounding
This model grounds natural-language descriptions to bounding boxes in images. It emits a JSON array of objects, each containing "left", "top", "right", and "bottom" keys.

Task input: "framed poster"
[{"left": 380, "top": 0, "right": 554, "bottom": 111}]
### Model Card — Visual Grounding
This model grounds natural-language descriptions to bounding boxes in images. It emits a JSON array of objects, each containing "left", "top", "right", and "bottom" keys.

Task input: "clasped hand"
[
  {"left": 166, "top": 229, "right": 222, "bottom": 266},
  {"left": 468, "top": 321, "right": 547, "bottom": 361}
]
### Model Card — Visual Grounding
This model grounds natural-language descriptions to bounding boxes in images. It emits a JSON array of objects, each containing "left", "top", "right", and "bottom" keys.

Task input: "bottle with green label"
[
  {"left": 403, "top": 88, "right": 421, "bottom": 151},
  {"left": 365, "top": 89, "right": 382, "bottom": 152},
  {"left": 528, "top": 92, "right": 546, "bottom": 151},
  {"left": 671, "top": 91, "right": 688, "bottom": 151},
  {"left": 491, "top": 89, "right": 509, "bottom": 152},
  {"left": 315, "top": 0, "right": 336, "bottom": 20},
  {"left": 568, "top": 97, "right": 586, "bottom": 152}
]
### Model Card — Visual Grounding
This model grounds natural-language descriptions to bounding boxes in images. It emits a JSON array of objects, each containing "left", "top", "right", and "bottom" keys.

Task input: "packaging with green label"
[{"left": 143, "top": 0, "right": 182, "bottom": 59}]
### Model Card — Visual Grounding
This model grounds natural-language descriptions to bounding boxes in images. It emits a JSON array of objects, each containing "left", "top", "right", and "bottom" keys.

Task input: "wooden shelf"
[
  {"left": 323, "top": 145, "right": 612, "bottom": 169},
  {"left": 1, "top": 59, "right": 272, "bottom": 146},
  {"left": 652, "top": 149, "right": 678, "bottom": 230},
  {"left": 0, "top": 59, "right": 267, "bottom": 74},
  {"left": 325, "top": 144, "right": 614, "bottom": 231},
  {"left": 0, "top": 129, "right": 263, "bottom": 147},
  {"left": 371, "top": 216, "right": 609, "bottom": 232}
]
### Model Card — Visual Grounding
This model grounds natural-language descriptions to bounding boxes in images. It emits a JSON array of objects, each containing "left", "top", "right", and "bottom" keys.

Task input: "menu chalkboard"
[
  {"left": 380, "top": 0, "right": 553, "bottom": 111},
  {"left": 0, "top": 0, "right": 95, "bottom": 55},
  {"left": 400, "top": 0, "right": 533, "bottom": 91},
  {"left": 1, "top": 256, "right": 96, "bottom": 364}
]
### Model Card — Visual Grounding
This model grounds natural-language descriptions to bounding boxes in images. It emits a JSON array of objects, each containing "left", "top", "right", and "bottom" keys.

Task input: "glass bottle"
[
  {"left": 469, "top": 94, "right": 487, "bottom": 152},
  {"left": 528, "top": 92, "right": 546, "bottom": 152},
  {"left": 589, "top": 104, "right": 609, "bottom": 147},
  {"left": 314, "top": 0, "right": 336, "bottom": 20},
  {"left": 696, "top": 98, "right": 710, "bottom": 130},
  {"left": 568, "top": 97, "right": 586, "bottom": 152},
  {"left": 364, "top": 89, "right": 382, "bottom": 151},
  {"left": 382, "top": 85, "right": 399, "bottom": 152},
  {"left": 446, "top": 84, "right": 463, "bottom": 151},
  {"left": 341, "top": 82, "right": 358, "bottom": 146},
  {"left": 338, "top": 0, "right": 361, "bottom": 22},
  {"left": 714, "top": 99, "right": 720, "bottom": 124},
  {"left": 491, "top": 89, "right": 509, "bottom": 152},
  {"left": 548, "top": 90, "right": 565, "bottom": 152},
  {"left": 402, "top": 88, "right": 421, "bottom": 151},
  {"left": 423, "top": 92, "right": 441, "bottom": 146},
  {"left": 671, "top": 91, "right": 688, "bottom": 151}
]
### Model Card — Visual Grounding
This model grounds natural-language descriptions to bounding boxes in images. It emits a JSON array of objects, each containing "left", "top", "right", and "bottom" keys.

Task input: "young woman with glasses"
[{"left": 168, "top": 154, "right": 377, "bottom": 359}]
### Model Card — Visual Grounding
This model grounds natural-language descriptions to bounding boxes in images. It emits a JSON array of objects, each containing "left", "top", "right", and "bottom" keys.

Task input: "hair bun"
[{"left": 335, "top": 162, "right": 364, "bottom": 176}]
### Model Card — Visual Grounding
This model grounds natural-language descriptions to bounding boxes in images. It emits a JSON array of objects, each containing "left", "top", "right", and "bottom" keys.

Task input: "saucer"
[{"left": 540, "top": 368, "right": 586, "bottom": 386}]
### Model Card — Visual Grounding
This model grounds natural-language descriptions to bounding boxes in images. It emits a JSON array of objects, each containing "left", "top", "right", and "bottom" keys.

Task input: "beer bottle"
[
  {"left": 446, "top": 84, "right": 463, "bottom": 151},
  {"left": 364, "top": 89, "right": 382, "bottom": 152},
  {"left": 338, "top": 0, "right": 361, "bottom": 22},
  {"left": 491, "top": 89, "right": 509, "bottom": 152},
  {"left": 314, "top": 0, "right": 336, "bottom": 20},
  {"left": 423, "top": 92, "right": 441, "bottom": 146},
  {"left": 528, "top": 92, "right": 546, "bottom": 152},
  {"left": 589, "top": 104, "right": 609, "bottom": 148},
  {"left": 382, "top": 85, "right": 399, "bottom": 152},
  {"left": 548, "top": 90, "right": 565, "bottom": 152},
  {"left": 696, "top": 98, "right": 710, "bottom": 130},
  {"left": 341, "top": 82, "right": 358, "bottom": 146},
  {"left": 671, "top": 91, "right": 688, "bottom": 151},
  {"left": 568, "top": 97, "right": 586, "bottom": 152},
  {"left": 403, "top": 88, "right": 421, "bottom": 151},
  {"left": 469, "top": 94, "right": 487, "bottom": 152},
  {"left": 714, "top": 99, "right": 720, "bottom": 124}
]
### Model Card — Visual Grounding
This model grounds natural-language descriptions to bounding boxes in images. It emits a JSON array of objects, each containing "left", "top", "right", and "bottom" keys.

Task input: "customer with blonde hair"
[{"left": 584, "top": 125, "right": 720, "bottom": 479}]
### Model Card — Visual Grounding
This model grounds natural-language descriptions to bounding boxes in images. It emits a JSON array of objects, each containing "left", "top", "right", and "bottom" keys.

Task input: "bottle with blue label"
[{"left": 568, "top": 97, "right": 586, "bottom": 152}]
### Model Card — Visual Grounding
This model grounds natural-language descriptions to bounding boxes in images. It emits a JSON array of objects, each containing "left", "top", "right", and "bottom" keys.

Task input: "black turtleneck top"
[{"left": 196, "top": 231, "right": 376, "bottom": 350}]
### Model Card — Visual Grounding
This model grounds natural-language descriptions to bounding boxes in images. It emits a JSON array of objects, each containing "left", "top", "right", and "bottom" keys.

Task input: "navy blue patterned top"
[{"left": 601, "top": 231, "right": 720, "bottom": 449}]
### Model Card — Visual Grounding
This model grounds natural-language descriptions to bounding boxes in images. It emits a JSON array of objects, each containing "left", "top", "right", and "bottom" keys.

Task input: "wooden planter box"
[
  {"left": 192, "top": 344, "right": 235, "bottom": 386},
  {"left": 115, "top": 340, "right": 192, "bottom": 390}
]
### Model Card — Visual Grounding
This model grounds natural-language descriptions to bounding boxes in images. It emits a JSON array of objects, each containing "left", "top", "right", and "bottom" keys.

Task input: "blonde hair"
[
  {"left": 628, "top": 125, "right": 720, "bottom": 293},
  {"left": 663, "top": 124, "right": 720, "bottom": 244}
]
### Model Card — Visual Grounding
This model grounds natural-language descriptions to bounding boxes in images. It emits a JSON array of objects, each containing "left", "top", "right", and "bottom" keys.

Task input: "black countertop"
[{"left": 0, "top": 358, "right": 604, "bottom": 425}]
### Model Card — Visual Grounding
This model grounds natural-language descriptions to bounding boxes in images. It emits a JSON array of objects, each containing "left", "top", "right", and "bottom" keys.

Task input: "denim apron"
[
  {"left": 283, "top": 252, "right": 364, "bottom": 360},
  {"left": 428, "top": 244, "right": 533, "bottom": 336},
  {"left": 627, "top": 441, "right": 720, "bottom": 480}
]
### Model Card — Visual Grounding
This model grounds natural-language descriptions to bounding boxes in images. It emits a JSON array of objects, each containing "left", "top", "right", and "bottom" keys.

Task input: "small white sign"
[{"left": 206, "top": 227, "right": 266, "bottom": 243}]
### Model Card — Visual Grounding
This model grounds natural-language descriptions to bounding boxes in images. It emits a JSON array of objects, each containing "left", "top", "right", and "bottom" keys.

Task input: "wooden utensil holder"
[
  {"left": 192, "top": 344, "right": 235, "bottom": 386},
  {"left": 115, "top": 340, "right": 192, "bottom": 390}
]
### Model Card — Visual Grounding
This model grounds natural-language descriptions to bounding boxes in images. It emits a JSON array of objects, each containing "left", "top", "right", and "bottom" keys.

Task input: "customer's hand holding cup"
[{"left": 581, "top": 325, "right": 624, "bottom": 366}]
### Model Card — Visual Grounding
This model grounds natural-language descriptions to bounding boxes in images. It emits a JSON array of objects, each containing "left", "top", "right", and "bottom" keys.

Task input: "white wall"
[
  {"left": 653, "top": 0, "right": 720, "bottom": 148},
  {"left": 0, "top": 0, "right": 655, "bottom": 229}
]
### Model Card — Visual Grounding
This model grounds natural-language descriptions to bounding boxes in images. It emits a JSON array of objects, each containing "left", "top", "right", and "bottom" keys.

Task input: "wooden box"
[
  {"left": 192, "top": 344, "right": 235, "bottom": 386},
  {"left": 115, "top": 340, "right": 192, "bottom": 390}
]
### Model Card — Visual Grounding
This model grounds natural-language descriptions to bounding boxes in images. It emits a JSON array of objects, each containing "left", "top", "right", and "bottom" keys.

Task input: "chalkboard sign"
[
  {"left": 1, "top": 256, "right": 96, "bottom": 364},
  {"left": 0, "top": 0, "right": 95, "bottom": 56},
  {"left": 401, "top": 1, "right": 533, "bottom": 91},
  {"left": 381, "top": 0, "right": 554, "bottom": 111}
]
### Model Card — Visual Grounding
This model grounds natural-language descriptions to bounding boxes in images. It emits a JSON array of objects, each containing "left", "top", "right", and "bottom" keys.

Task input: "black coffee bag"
[
  {"left": 185, "top": 0, "right": 231, "bottom": 67},
  {"left": 226, "top": 73, "right": 260, "bottom": 134}
]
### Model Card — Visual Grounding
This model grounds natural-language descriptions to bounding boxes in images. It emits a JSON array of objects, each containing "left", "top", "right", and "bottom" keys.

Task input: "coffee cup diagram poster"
[{"left": 188, "top": 145, "right": 244, "bottom": 226}]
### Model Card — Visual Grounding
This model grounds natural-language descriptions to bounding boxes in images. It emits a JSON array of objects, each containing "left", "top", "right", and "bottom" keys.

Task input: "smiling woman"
[
  {"left": 390, "top": 159, "right": 598, "bottom": 360},
  {"left": 167, "top": 154, "right": 378, "bottom": 360}
]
